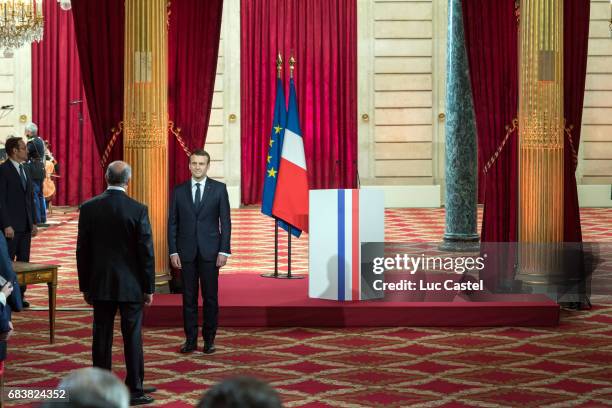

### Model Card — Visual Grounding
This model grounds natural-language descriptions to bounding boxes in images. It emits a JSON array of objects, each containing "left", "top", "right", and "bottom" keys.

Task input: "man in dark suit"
[
  {"left": 168, "top": 149, "right": 231, "bottom": 354},
  {"left": 0, "top": 137, "right": 38, "bottom": 308},
  {"left": 77, "top": 161, "right": 155, "bottom": 406}
]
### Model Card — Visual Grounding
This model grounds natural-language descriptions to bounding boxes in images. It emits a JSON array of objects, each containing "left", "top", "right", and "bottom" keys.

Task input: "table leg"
[{"left": 48, "top": 282, "right": 57, "bottom": 343}]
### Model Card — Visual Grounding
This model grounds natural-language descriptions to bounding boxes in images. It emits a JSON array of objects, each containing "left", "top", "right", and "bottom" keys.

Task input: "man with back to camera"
[
  {"left": 76, "top": 161, "right": 155, "bottom": 406},
  {"left": 0, "top": 137, "right": 38, "bottom": 308},
  {"left": 168, "top": 149, "right": 231, "bottom": 354}
]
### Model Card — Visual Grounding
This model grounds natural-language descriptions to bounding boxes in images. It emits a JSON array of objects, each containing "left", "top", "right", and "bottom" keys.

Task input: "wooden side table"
[{"left": 12, "top": 262, "right": 58, "bottom": 344}]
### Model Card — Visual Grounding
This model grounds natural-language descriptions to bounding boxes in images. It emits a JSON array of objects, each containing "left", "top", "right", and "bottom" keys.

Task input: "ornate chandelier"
[{"left": 0, "top": 0, "right": 44, "bottom": 52}]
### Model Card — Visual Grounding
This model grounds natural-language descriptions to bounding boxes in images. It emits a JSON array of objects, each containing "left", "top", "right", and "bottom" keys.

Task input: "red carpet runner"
[{"left": 145, "top": 274, "right": 560, "bottom": 327}]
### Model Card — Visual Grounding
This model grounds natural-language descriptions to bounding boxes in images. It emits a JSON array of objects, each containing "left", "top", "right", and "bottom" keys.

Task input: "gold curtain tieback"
[
  {"left": 564, "top": 119, "right": 578, "bottom": 172},
  {"left": 168, "top": 121, "right": 190, "bottom": 157},
  {"left": 483, "top": 118, "right": 519, "bottom": 175},
  {"left": 100, "top": 121, "right": 124, "bottom": 168}
]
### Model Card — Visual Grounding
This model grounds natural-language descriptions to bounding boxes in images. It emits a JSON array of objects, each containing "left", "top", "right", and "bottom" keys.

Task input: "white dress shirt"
[{"left": 191, "top": 177, "right": 206, "bottom": 202}]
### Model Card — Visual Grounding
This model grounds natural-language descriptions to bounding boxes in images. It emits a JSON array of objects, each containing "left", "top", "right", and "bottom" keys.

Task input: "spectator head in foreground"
[
  {"left": 43, "top": 367, "right": 130, "bottom": 408},
  {"left": 197, "top": 376, "right": 282, "bottom": 408}
]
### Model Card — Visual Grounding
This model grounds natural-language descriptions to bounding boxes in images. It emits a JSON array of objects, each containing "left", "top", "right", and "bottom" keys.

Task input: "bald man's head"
[{"left": 105, "top": 161, "right": 132, "bottom": 187}]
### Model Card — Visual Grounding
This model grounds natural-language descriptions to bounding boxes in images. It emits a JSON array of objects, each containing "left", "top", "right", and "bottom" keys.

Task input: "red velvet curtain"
[
  {"left": 465, "top": 0, "right": 590, "bottom": 243},
  {"left": 31, "top": 0, "right": 104, "bottom": 205},
  {"left": 168, "top": 0, "right": 223, "bottom": 194},
  {"left": 70, "top": 0, "right": 124, "bottom": 171},
  {"left": 240, "top": 0, "right": 358, "bottom": 205},
  {"left": 563, "top": 0, "right": 590, "bottom": 243},
  {"left": 463, "top": 0, "right": 519, "bottom": 242}
]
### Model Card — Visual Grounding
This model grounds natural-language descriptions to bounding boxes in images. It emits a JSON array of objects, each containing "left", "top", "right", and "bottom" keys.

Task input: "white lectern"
[{"left": 309, "top": 189, "right": 384, "bottom": 301}]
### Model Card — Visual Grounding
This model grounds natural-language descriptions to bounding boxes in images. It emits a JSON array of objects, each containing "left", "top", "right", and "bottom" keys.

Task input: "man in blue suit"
[{"left": 168, "top": 149, "right": 231, "bottom": 355}]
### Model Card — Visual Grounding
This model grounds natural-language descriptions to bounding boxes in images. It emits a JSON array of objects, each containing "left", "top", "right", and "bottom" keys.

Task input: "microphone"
[
  {"left": 0, "top": 105, "right": 14, "bottom": 110},
  {"left": 353, "top": 159, "right": 360, "bottom": 189},
  {"left": 69, "top": 99, "right": 83, "bottom": 105}
]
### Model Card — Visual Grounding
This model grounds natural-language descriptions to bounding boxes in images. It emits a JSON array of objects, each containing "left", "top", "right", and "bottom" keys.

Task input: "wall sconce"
[{"left": 58, "top": 0, "right": 71, "bottom": 11}]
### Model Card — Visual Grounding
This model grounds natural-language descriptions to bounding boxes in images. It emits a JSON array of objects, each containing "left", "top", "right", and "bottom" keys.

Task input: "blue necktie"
[
  {"left": 194, "top": 183, "right": 201, "bottom": 207},
  {"left": 19, "top": 164, "right": 26, "bottom": 190}
]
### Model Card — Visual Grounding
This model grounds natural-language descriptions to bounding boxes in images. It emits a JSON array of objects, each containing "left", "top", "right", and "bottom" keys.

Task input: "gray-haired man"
[
  {"left": 77, "top": 161, "right": 155, "bottom": 405},
  {"left": 24, "top": 122, "right": 47, "bottom": 225}
]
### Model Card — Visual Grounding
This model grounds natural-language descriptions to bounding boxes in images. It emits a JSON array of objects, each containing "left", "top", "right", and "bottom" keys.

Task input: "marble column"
[
  {"left": 442, "top": 0, "right": 479, "bottom": 250},
  {"left": 123, "top": 0, "right": 170, "bottom": 288}
]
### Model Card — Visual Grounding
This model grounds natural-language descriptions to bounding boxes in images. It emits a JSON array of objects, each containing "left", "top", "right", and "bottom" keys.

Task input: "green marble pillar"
[{"left": 442, "top": 0, "right": 479, "bottom": 250}]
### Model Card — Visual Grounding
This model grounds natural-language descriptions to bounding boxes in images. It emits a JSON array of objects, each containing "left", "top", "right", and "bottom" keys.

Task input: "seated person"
[{"left": 0, "top": 278, "right": 14, "bottom": 362}]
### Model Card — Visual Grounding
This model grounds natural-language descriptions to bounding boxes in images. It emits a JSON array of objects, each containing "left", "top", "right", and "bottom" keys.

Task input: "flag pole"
[
  {"left": 274, "top": 219, "right": 279, "bottom": 276},
  {"left": 287, "top": 56, "right": 294, "bottom": 280},
  {"left": 274, "top": 55, "right": 281, "bottom": 278},
  {"left": 287, "top": 227, "right": 292, "bottom": 277},
  {"left": 261, "top": 53, "right": 284, "bottom": 279},
  {"left": 276, "top": 226, "right": 303, "bottom": 279}
]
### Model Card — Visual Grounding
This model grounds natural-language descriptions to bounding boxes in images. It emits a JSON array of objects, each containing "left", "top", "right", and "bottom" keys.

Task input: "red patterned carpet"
[
  {"left": 23, "top": 207, "right": 612, "bottom": 309},
  {"left": 4, "top": 207, "right": 612, "bottom": 407}
]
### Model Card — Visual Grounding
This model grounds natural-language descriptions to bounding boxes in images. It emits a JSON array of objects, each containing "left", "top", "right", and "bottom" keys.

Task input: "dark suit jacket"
[
  {"left": 0, "top": 234, "right": 22, "bottom": 311},
  {"left": 0, "top": 160, "right": 36, "bottom": 233},
  {"left": 76, "top": 189, "right": 155, "bottom": 302},
  {"left": 168, "top": 178, "right": 231, "bottom": 262}
]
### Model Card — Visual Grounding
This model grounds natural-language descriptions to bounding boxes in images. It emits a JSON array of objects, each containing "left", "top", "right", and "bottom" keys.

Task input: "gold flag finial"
[
  {"left": 276, "top": 53, "right": 283, "bottom": 78},
  {"left": 289, "top": 56, "right": 296, "bottom": 78}
]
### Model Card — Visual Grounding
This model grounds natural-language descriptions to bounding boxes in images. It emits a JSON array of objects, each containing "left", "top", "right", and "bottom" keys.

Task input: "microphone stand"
[{"left": 69, "top": 100, "right": 84, "bottom": 201}]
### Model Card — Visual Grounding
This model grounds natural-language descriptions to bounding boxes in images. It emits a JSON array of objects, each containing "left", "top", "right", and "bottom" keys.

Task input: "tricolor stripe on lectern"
[{"left": 336, "top": 189, "right": 362, "bottom": 300}]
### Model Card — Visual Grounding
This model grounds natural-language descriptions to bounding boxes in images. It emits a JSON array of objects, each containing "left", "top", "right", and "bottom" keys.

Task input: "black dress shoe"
[
  {"left": 179, "top": 341, "right": 197, "bottom": 353},
  {"left": 203, "top": 342, "right": 216, "bottom": 354},
  {"left": 143, "top": 386, "right": 157, "bottom": 393},
  {"left": 130, "top": 394, "right": 154, "bottom": 406}
]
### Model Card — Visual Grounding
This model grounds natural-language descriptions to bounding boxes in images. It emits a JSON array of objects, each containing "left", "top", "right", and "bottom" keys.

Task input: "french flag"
[{"left": 272, "top": 78, "right": 309, "bottom": 233}]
